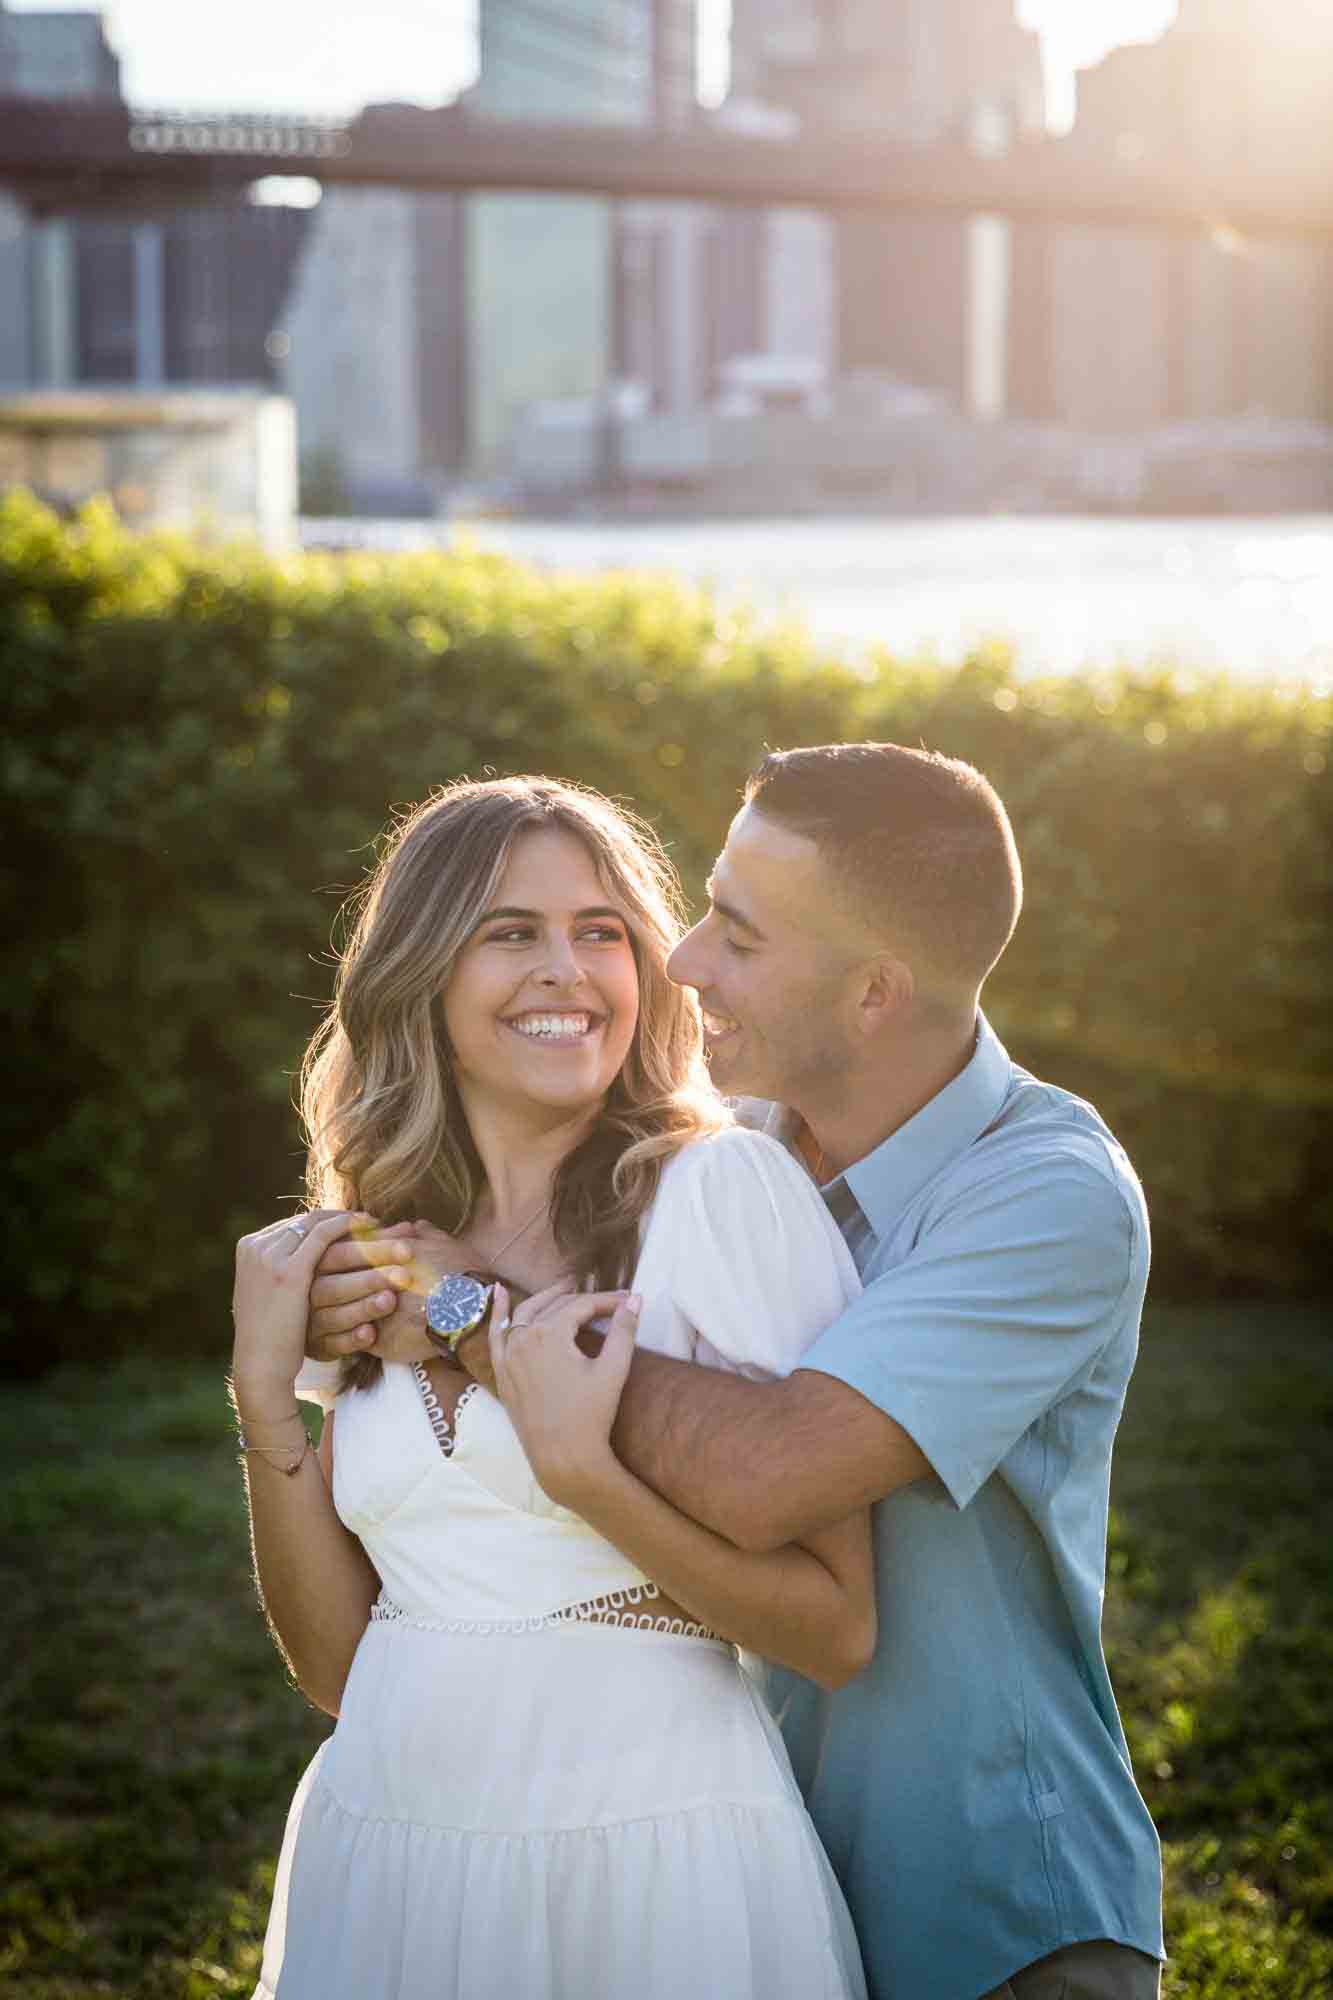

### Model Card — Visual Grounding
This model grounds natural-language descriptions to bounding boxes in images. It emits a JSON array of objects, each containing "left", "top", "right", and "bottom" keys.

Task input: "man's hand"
[{"left": 305, "top": 1220, "right": 474, "bottom": 1366}]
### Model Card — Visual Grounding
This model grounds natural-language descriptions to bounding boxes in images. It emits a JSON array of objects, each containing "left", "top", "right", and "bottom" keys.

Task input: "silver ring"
[{"left": 284, "top": 1221, "right": 309, "bottom": 1241}]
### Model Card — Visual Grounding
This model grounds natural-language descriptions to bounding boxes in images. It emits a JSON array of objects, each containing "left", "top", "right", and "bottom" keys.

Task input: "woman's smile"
[{"left": 503, "top": 1008, "right": 605, "bottom": 1044}]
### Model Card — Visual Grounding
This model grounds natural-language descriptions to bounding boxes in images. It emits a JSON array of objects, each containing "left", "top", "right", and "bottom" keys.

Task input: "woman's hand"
[
  {"left": 232, "top": 1210, "right": 363, "bottom": 1418},
  {"left": 488, "top": 1285, "right": 639, "bottom": 1510}
]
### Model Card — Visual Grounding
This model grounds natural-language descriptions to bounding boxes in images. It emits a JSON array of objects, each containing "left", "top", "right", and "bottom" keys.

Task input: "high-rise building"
[
  {"left": 0, "top": 0, "right": 122, "bottom": 388},
  {"left": 0, "top": 0, "right": 119, "bottom": 97},
  {"left": 1009, "top": 2, "right": 1333, "bottom": 430},
  {"left": 1, "top": 3, "right": 310, "bottom": 402},
  {"left": 728, "top": 0, "right": 1044, "bottom": 411},
  {"left": 460, "top": 0, "right": 699, "bottom": 474},
  {"left": 732, "top": 0, "right": 1042, "bottom": 144},
  {"left": 477, "top": 0, "right": 655, "bottom": 126},
  {"left": 283, "top": 4, "right": 699, "bottom": 490},
  {"left": 68, "top": 203, "right": 311, "bottom": 390}
]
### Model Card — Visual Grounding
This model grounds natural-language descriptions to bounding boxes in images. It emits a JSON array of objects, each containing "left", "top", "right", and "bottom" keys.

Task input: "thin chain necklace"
[{"left": 461, "top": 1194, "right": 549, "bottom": 1270}]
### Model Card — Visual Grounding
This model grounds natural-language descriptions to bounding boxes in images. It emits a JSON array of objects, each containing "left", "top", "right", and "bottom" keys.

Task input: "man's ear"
[{"left": 853, "top": 954, "right": 914, "bottom": 1039}]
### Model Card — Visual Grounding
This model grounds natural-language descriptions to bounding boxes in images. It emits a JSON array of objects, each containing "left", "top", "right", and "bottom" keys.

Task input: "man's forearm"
[{"left": 610, "top": 1349, "right": 928, "bottom": 1552}]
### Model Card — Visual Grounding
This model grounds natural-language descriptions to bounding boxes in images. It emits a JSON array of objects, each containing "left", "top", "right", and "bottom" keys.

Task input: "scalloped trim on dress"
[
  {"left": 369, "top": 1588, "right": 721, "bottom": 1642},
  {"left": 412, "top": 1363, "right": 481, "bottom": 1458}
]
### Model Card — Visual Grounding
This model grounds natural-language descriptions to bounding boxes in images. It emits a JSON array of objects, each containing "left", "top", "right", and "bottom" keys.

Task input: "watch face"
[{"left": 425, "top": 1272, "right": 491, "bottom": 1338}]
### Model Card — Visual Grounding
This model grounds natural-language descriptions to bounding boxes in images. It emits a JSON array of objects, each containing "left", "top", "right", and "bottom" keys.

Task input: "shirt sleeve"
[
  {"left": 663, "top": 1127, "right": 862, "bottom": 1380},
  {"left": 799, "top": 1154, "right": 1139, "bottom": 1509},
  {"left": 293, "top": 1357, "right": 342, "bottom": 1412}
]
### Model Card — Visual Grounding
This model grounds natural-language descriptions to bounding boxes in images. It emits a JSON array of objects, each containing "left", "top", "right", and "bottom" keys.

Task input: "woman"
[{"left": 232, "top": 776, "right": 871, "bottom": 2000}]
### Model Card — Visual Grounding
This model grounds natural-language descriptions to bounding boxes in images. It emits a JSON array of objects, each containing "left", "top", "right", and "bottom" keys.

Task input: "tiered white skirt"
[{"left": 256, "top": 1612, "right": 866, "bottom": 2000}]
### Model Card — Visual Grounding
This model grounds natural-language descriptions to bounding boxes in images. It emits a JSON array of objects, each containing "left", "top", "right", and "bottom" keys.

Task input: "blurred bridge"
[{"left": 3, "top": 96, "right": 1332, "bottom": 239}]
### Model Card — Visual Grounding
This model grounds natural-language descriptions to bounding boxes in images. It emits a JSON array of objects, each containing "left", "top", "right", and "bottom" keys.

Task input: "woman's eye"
[
  {"left": 723, "top": 936, "right": 753, "bottom": 957},
  {"left": 484, "top": 924, "right": 625, "bottom": 945}
]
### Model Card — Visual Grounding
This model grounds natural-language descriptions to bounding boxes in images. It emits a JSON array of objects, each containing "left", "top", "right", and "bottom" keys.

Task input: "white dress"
[{"left": 256, "top": 1126, "right": 867, "bottom": 2000}]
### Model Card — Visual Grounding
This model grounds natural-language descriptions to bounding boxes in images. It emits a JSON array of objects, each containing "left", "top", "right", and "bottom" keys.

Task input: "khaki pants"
[{"left": 981, "top": 1939, "right": 1162, "bottom": 2000}]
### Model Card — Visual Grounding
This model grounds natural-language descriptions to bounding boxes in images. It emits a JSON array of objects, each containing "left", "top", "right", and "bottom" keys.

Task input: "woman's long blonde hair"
[{"left": 300, "top": 777, "right": 727, "bottom": 1381}]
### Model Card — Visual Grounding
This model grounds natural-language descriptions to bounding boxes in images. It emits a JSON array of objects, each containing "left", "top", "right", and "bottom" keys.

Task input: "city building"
[
  {"left": 0, "top": 0, "right": 119, "bottom": 97},
  {"left": 0, "top": 1, "right": 310, "bottom": 403},
  {"left": 1009, "top": 0, "right": 1333, "bottom": 431},
  {"left": 280, "top": 161, "right": 464, "bottom": 510},
  {"left": 0, "top": 0, "right": 122, "bottom": 388},
  {"left": 729, "top": 0, "right": 1045, "bottom": 413},
  {"left": 282, "top": 3, "right": 699, "bottom": 494},
  {"left": 463, "top": 0, "right": 700, "bottom": 475}
]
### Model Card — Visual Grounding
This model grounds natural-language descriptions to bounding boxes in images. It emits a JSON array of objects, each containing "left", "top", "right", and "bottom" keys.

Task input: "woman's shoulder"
[
  {"left": 639, "top": 1121, "right": 860, "bottom": 1376},
  {"left": 653, "top": 1121, "right": 830, "bottom": 1229},
  {"left": 657, "top": 1121, "right": 801, "bottom": 1192}
]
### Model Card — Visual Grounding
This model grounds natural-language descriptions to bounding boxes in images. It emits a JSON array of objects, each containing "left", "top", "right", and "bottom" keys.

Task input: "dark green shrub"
[{"left": 2, "top": 492, "right": 1328, "bottom": 1372}]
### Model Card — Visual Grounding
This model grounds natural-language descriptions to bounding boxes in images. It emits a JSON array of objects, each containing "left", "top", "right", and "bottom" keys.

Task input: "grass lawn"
[{"left": 2, "top": 1303, "right": 1330, "bottom": 1999}]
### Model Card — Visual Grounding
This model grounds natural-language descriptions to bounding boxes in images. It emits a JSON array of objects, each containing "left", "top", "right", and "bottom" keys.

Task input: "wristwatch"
[{"left": 422, "top": 1270, "right": 497, "bottom": 1357}]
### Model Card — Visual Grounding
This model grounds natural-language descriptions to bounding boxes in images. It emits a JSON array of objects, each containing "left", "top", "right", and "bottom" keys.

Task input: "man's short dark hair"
[{"left": 744, "top": 743, "right": 1022, "bottom": 998}]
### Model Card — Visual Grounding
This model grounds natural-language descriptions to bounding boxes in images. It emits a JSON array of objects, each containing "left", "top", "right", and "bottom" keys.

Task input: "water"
[{"left": 302, "top": 514, "right": 1333, "bottom": 687}]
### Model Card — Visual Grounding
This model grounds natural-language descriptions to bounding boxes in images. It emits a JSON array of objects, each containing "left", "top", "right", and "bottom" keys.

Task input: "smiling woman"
[
  {"left": 231, "top": 773, "right": 872, "bottom": 2000},
  {"left": 442, "top": 828, "right": 641, "bottom": 1119},
  {"left": 298, "top": 779, "right": 720, "bottom": 1385}
]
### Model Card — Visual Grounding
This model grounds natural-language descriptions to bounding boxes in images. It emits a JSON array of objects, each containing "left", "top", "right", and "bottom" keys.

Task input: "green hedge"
[{"left": 2, "top": 491, "right": 1329, "bottom": 1371}]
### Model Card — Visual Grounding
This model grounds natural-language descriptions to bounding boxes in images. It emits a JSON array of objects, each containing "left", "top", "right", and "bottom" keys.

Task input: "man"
[{"left": 308, "top": 743, "right": 1164, "bottom": 2000}]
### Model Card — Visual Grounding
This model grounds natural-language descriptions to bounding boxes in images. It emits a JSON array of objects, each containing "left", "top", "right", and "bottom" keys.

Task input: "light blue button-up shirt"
[{"left": 763, "top": 1016, "right": 1164, "bottom": 2000}]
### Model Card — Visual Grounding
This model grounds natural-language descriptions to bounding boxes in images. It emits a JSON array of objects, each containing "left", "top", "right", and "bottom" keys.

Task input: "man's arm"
[
  {"left": 609, "top": 1352, "right": 930, "bottom": 1553},
  {"left": 489, "top": 1293, "right": 879, "bottom": 1688},
  {"left": 609, "top": 1144, "right": 1142, "bottom": 1551}
]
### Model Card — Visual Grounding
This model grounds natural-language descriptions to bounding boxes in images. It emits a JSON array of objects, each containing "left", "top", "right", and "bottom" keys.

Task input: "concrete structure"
[
  {"left": 0, "top": 386, "right": 298, "bottom": 546},
  {"left": 279, "top": 175, "right": 463, "bottom": 508}
]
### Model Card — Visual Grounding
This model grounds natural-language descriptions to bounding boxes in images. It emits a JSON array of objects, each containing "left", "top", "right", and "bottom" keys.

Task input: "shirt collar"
[{"left": 834, "top": 1013, "right": 1013, "bottom": 1240}]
